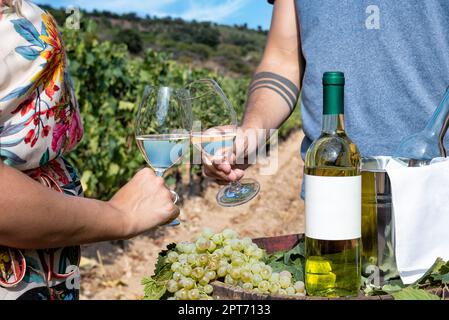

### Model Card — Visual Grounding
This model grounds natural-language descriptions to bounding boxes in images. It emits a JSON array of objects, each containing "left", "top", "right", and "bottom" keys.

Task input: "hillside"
[{"left": 39, "top": 4, "right": 268, "bottom": 76}]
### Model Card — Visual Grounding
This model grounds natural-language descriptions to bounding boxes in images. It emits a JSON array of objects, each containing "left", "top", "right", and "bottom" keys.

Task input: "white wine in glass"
[
  {"left": 135, "top": 86, "right": 191, "bottom": 226},
  {"left": 185, "top": 79, "right": 260, "bottom": 207}
]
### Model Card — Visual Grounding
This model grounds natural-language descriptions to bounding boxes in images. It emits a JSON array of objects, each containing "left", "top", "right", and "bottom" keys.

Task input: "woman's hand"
[{"left": 108, "top": 168, "right": 180, "bottom": 238}]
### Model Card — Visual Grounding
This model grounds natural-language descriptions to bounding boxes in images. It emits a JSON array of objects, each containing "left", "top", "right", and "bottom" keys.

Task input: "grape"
[
  {"left": 176, "top": 242, "right": 188, "bottom": 253},
  {"left": 222, "top": 229, "right": 237, "bottom": 239},
  {"left": 167, "top": 279, "right": 179, "bottom": 293},
  {"left": 198, "top": 254, "right": 209, "bottom": 267},
  {"left": 188, "top": 288, "right": 200, "bottom": 300},
  {"left": 211, "top": 233, "right": 223, "bottom": 245},
  {"left": 181, "top": 265, "right": 192, "bottom": 277},
  {"left": 240, "top": 270, "right": 252, "bottom": 283},
  {"left": 178, "top": 254, "right": 188, "bottom": 264},
  {"left": 279, "top": 271, "right": 292, "bottom": 279},
  {"left": 258, "top": 280, "right": 270, "bottom": 292},
  {"left": 201, "top": 228, "right": 214, "bottom": 239},
  {"left": 175, "top": 288, "right": 189, "bottom": 300},
  {"left": 244, "top": 246, "right": 256, "bottom": 257},
  {"left": 203, "top": 284, "right": 213, "bottom": 295},
  {"left": 278, "top": 288, "right": 287, "bottom": 295},
  {"left": 223, "top": 245, "right": 233, "bottom": 257},
  {"left": 213, "top": 249, "right": 224, "bottom": 258},
  {"left": 241, "top": 237, "right": 253, "bottom": 247},
  {"left": 187, "top": 254, "right": 197, "bottom": 266},
  {"left": 171, "top": 262, "right": 181, "bottom": 272},
  {"left": 253, "top": 248, "right": 264, "bottom": 260},
  {"left": 219, "top": 258, "right": 229, "bottom": 267},
  {"left": 173, "top": 272, "right": 182, "bottom": 282},
  {"left": 217, "top": 266, "right": 228, "bottom": 278},
  {"left": 208, "top": 260, "right": 219, "bottom": 271},
  {"left": 191, "top": 267, "right": 205, "bottom": 280},
  {"left": 230, "top": 267, "right": 241, "bottom": 280},
  {"left": 186, "top": 243, "right": 196, "bottom": 254},
  {"left": 293, "top": 281, "right": 305, "bottom": 293},
  {"left": 270, "top": 272, "right": 280, "bottom": 283},
  {"left": 260, "top": 266, "right": 272, "bottom": 280},
  {"left": 180, "top": 277, "right": 195, "bottom": 290},
  {"left": 207, "top": 241, "right": 217, "bottom": 252},
  {"left": 167, "top": 251, "right": 179, "bottom": 263},
  {"left": 279, "top": 275, "right": 291, "bottom": 289},
  {"left": 225, "top": 274, "right": 237, "bottom": 286},
  {"left": 163, "top": 229, "right": 309, "bottom": 300},
  {"left": 269, "top": 283, "right": 280, "bottom": 294},
  {"left": 252, "top": 274, "right": 263, "bottom": 286},
  {"left": 198, "top": 277, "right": 210, "bottom": 286},
  {"left": 231, "top": 258, "right": 244, "bottom": 267},
  {"left": 242, "top": 282, "right": 253, "bottom": 291},
  {"left": 230, "top": 239, "right": 243, "bottom": 252},
  {"left": 196, "top": 237, "right": 211, "bottom": 252},
  {"left": 205, "top": 270, "right": 217, "bottom": 281},
  {"left": 250, "top": 263, "right": 262, "bottom": 274},
  {"left": 286, "top": 286, "right": 296, "bottom": 295}
]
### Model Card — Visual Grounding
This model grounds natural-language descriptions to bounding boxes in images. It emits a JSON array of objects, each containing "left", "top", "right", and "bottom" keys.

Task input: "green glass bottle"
[{"left": 304, "top": 72, "right": 361, "bottom": 297}]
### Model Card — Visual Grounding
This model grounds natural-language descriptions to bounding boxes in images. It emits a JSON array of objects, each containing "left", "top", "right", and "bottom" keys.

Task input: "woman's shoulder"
[{"left": 0, "top": 1, "right": 48, "bottom": 96}]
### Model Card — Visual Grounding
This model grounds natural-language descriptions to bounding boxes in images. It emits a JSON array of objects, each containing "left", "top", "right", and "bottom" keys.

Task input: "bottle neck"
[
  {"left": 322, "top": 114, "right": 345, "bottom": 134},
  {"left": 424, "top": 88, "right": 449, "bottom": 138},
  {"left": 323, "top": 83, "right": 345, "bottom": 134}
]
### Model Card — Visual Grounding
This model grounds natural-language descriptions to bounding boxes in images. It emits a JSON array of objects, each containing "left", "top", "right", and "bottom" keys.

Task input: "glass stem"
[
  {"left": 229, "top": 181, "right": 242, "bottom": 192},
  {"left": 155, "top": 170, "right": 165, "bottom": 177}
]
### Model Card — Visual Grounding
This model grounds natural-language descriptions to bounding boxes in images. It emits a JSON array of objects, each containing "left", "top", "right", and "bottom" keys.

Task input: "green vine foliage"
[{"left": 62, "top": 20, "right": 300, "bottom": 200}]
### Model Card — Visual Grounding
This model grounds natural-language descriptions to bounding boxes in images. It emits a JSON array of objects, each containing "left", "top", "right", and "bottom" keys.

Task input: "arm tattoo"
[{"left": 249, "top": 71, "right": 299, "bottom": 111}]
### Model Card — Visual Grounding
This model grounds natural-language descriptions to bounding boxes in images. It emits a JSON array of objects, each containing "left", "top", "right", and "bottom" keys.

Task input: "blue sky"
[{"left": 33, "top": 0, "right": 274, "bottom": 30}]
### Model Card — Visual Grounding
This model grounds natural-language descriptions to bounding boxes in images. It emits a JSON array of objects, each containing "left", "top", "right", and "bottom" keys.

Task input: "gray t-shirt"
[{"left": 271, "top": 0, "right": 449, "bottom": 158}]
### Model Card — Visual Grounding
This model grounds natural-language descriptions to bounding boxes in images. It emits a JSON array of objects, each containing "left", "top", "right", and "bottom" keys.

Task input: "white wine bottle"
[{"left": 304, "top": 72, "right": 361, "bottom": 297}]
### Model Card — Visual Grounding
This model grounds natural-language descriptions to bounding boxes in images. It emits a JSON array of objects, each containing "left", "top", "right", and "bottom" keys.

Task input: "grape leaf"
[
  {"left": 154, "top": 243, "right": 176, "bottom": 275},
  {"left": 141, "top": 277, "right": 166, "bottom": 300},
  {"left": 391, "top": 287, "right": 440, "bottom": 300},
  {"left": 153, "top": 263, "right": 173, "bottom": 283},
  {"left": 415, "top": 257, "right": 446, "bottom": 285},
  {"left": 265, "top": 241, "right": 305, "bottom": 283}
]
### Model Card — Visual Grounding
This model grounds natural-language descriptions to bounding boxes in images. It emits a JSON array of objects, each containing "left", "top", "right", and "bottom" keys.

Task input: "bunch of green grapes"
[{"left": 163, "top": 228, "right": 306, "bottom": 300}]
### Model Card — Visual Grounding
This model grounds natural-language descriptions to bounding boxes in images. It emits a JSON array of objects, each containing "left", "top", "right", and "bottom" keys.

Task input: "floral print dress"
[{"left": 0, "top": 1, "right": 83, "bottom": 299}]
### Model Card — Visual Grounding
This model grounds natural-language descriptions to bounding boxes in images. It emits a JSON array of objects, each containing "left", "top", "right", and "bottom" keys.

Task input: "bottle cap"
[{"left": 323, "top": 72, "right": 345, "bottom": 85}]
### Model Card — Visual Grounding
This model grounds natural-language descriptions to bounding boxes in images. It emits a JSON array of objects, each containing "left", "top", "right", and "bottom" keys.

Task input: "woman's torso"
[{"left": 0, "top": 1, "right": 83, "bottom": 299}]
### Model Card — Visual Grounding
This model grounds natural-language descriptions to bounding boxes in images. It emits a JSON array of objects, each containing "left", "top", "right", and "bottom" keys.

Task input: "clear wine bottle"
[{"left": 394, "top": 87, "right": 449, "bottom": 164}]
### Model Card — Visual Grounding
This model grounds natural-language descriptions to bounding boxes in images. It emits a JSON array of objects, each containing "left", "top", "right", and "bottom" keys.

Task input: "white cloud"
[
  {"left": 178, "top": 0, "right": 249, "bottom": 22},
  {"left": 50, "top": 0, "right": 248, "bottom": 22}
]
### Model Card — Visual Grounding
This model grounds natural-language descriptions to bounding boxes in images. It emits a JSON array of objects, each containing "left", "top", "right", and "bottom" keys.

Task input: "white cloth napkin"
[{"left": 386, "top": 158, "right": 449, "bottom": 284}]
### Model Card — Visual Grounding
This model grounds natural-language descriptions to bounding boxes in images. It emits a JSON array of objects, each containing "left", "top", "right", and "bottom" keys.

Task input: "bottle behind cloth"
[{"left": 394, "top": 87, "right": 449, "bottom": 165}]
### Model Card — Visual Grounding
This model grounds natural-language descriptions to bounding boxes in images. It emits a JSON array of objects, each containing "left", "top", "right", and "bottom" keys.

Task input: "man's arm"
[
  {"left": 203, "top": 0, "right": 303, "bottom": 182},
  {"left": 242, "top": 0, "right": 304, "bottom": 131}
]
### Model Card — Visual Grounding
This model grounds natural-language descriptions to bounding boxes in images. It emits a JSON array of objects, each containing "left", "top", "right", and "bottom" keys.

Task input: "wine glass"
[
  {"left": 184, "top": 79, "right": 260, "bottom": 207},
  {"left": 135, "top": 85, "right": 192, "bottom": 226}
]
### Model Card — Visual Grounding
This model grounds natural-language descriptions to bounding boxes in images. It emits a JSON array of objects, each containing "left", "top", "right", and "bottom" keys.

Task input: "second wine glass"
[{"left": 184, "top": 79, "right": 260, "bottom": 207}]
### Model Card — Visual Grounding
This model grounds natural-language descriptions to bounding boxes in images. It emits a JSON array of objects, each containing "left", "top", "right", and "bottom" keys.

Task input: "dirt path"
[{"left": 80, "top": 130, "right": 305, "bottom": 300}]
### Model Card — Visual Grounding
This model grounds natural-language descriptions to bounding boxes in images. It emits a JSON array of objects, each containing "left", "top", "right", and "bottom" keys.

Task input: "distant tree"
[
  {"left": 123, "top": 12, "right": 140, "bottom": 21},
  {"left": 113, "top": 29, "right": 143, "bottom": 54},
  {"left": 257, "top": 25, "right": 263, "bottom": 33},
  {"left": 193, "top": 25, "right": 220, "bottom": 48}
]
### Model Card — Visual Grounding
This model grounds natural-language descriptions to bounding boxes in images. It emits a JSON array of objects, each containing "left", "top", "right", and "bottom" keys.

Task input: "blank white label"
[{"left": 305, "top": 174, "right": 361, "bottom": 240}]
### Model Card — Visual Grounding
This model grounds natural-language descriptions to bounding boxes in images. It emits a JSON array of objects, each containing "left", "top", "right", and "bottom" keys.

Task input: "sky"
[{"left": 33, "top": 0, "right": 274, "bottom": 30}]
